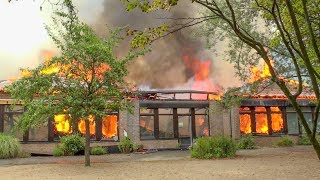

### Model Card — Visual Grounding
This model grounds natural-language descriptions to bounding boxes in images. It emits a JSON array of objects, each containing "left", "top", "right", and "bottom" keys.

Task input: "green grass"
[
  {"left": 237, "top": 135, "right": 256, "bottom": 149},
  {"left": 274, "top": 136, "right": 294, "bottom": 147},
  {"left": 0, "top": 133, "right": 22, "bottom": 159},
  {"left": 90, "top": 146, "right": 107, "bottom": 155}
]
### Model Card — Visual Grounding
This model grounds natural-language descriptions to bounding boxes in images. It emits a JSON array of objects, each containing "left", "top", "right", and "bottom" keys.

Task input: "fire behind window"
[
  {"left": 54, "top": 114, "right": 118, "bottom": 140},
  {"left": 240, "top": 106, "right": 284, "bottom": 135}
]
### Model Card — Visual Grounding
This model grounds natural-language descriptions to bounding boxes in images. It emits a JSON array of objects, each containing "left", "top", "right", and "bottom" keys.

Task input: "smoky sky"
[{"left": 95, "top": 1, "right": 221, "bottom": 89}]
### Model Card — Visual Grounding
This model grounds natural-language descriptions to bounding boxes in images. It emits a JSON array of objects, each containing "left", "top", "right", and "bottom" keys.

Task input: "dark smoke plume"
[{"left": 95, "top": 1, "right": 221, "bottom": 89}]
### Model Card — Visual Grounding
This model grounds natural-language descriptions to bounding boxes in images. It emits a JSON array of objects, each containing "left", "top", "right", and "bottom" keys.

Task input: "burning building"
[
  {"left": 1, "top": 84, "right": 319, "bottom": 149},
  {"left": 0, "top": 51, "right": 319, "bottom": 149}
]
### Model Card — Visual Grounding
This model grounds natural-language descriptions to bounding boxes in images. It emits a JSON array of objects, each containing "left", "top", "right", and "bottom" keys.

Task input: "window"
[
  {"left": 159, "top": 108, "right": 174, "bottom": 139},
  {"left": 140, "top": 116, "right": 155, "bottom": 139},
  {"left": 195, "top": 108, "right": 209, "bottom": 137},
  {"left": 140, "top": 108, "right": 155, "bottom": 140},
  {"left": 3, "top": 105, "right": 24, "bottom": 140},
  {"left": 286, "top": 107, "right": 299, "bottom": 134},
  {"left": 139, "top": 107, "right": 210, "bottom": 140},
  {"left": 102, "top": 114, "right": 118, "bottom": 140},
  {"left": 239, "top": 106, "right": 285, "bottom": 135}
]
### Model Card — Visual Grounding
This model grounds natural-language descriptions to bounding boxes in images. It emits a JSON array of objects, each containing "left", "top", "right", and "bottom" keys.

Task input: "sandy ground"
[{"left": 0, "top": 146, "right": 319, "bottom": 180}]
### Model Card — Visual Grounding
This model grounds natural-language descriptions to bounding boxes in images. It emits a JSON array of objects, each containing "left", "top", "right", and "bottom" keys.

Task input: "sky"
[
  {"left": 0, "top": 0, "right": 103, "bottom": 80},
  {"left": 0, "top": 0, "right": 242, "bottom": 89}
]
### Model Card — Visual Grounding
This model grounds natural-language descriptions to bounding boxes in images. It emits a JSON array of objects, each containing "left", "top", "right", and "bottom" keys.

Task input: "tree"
[
  {"left": 7, "top": 0, "right": 143, "bottom": 166},
  {"left": 121, "top": 0, "right": 320, "bottom": 159}
]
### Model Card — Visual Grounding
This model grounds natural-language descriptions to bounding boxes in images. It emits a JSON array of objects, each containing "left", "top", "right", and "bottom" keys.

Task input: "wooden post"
[
  {"left": 48, "top": 117, "right": 54, "bottom": 142},
  {"left": 173, "top": 108, "right": 178, "bottom": 138},
  {"left": 23, "top": 130, "right": 29, "bottom": 143},
  {"left": 266, "top": 107, "right": 273, "bottom": 135},
  {"left": 281, "top": 107, "right": 288, "bottom": 134},
  {"left": 250, "top": 107, "right": 256, "bottom": 134},
  {"left": 95, "top": 116, "right": 102, "bottom": 141},
  {"left": 154, "top": 109, "right": 159, "bottom": 139},
  {"left": 191, "top": 108, "right": 196, "bottom": 137},
  {"left": 0, "top": 105, "right": 4, "bottom": 132}
]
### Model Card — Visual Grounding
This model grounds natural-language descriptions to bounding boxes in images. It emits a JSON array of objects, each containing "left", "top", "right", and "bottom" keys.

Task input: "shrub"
[
  {"left": 297, "top": 134, "right": 320, "bottom": 145},
  {"left": 53, "top": 145, "right": 65, "bottom": 157},
  {"left": 237, "top": 135, "right": 256, "bottom": 149},
  {"left": 275, "top": 136, "right": 294, "bottom": 147},
  {"left": 0, "top": 133, "right": 22, "bottom": 159},
  {"left": 297, "top": 134, "right": 312, "bottom": 145},
  {"left": 118, "top": 137, "right": 134, "bottom": 153},
  {"left": 190, "top": 135, "right": 237, "bottom": 159},
  {"left": 91, "top": 146, "right": 107, "bottom": 155},
  {"left": 53, "top": 134, "right": 85, "bottom": 156}
]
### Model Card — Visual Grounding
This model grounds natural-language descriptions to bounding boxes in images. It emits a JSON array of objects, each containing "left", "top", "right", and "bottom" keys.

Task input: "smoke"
[
  {"left": 0, "top": 0, "right": 241, "bottom": 90},
  {"left": 95, "top": 1, "right": 241, "bottom": 90}
]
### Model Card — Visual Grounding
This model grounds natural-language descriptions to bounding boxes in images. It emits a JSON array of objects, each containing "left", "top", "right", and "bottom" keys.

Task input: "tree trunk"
[{"left": 84, "top": 117, "right": 91, "bottom": 166}]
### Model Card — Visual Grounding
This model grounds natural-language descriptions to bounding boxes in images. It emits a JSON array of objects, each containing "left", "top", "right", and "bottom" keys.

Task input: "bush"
[
  {"left": 53, "top": 134, "right": 85, "bottom": 156},
  {"left": 297, "top": 134, "right": 320, "bottom": 145},
  {"left": 91, "top": 146, "right": 107, "bottom": 155},
  {"left": 191, "top": 135, "right": 237, "bottom": 159},
  {"left": 237, "top": 135, "right": 256, "bottom": 149},
  {"left": 0, "top": 133, "right": 22, "bottom": 159},
  {"left": 118, "top": 137, "right": 134, "bottom": 153},
  {"left": 297, "top": 134, "right": 312, "bottom": 145},
  {"left": 53, "top": 145, "right": 65, "bottom": 157},
  {"left": 275, "top": 136, "right": 294, "bottom": 147}
]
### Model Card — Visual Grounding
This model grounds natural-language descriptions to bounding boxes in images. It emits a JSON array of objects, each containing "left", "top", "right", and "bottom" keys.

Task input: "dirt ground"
[{"left": 0, "top": 146, "right": 319, "bottom": 180}]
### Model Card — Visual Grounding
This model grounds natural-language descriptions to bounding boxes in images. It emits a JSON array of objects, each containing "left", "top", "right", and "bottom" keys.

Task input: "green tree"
[
  {"left": 122, "top": 0, "right": 320, "bottom": 159},
  {"left": 7, "top": 0, "right": 142, "bottom": 166}
]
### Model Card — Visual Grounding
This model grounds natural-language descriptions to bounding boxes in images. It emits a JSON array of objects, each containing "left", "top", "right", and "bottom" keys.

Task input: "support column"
[
  {"left": 230, "top": 106, "right": 240, "bottom": 139},
  {"left": 209, "top": 101, "right": 224, "bottom": 136},
  {"left": 119, "top": 100, "right": 140, "bottom": 143},
  {"left": 173, "top": 108, "right": 178, "bottom": 138},
  {"left": 266, "top": 107, "right": 273, "bottom": 135},
  {"left": 0, "top": 105, "right": 4, "bottom": 132},
  {"left": 281, "top": 107, "right": 288, "bottom": 134},
  {"left": 250, "top": 107, "right": 256, "bottom": 134},
  {"left": 154, "top": 109, "right": 159, "bottom": 139},
  {"left": 191, "top": 108, "right": 196, "bottom": 138},
  {"left": 95, "top": 116, "right": 102, "bottom": 141},
  {"left": 48, "top": 117, "right": 54, "bottom": 142}
]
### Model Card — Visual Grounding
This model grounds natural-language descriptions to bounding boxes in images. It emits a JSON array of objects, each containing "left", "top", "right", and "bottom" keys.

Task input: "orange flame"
[
  {"left": 197, "top": 117, "right": 209, "bottom": 136},
  {"left": 78, "top": 115, "right": 96, "bottom": 135},
  {"left": 102, "top": 115, "right": 118, "bottom": 138},
  {"left": 249, "top": 61, "right": 271, "bottom": 82},
  {"left": 54, "top": 114, "right": 72, "bottom": 134},
  {"left": 182, "top": 52, "right": 221, "bottom": 100},
  {"left": 240, "top": 107, "right": 284, "bottom": 134},
  {"left": 270, "top": 107, "right": 284, "bottom": 133},
  {"left": 240, "top": 114, "right": 251, "bottom": 134}
]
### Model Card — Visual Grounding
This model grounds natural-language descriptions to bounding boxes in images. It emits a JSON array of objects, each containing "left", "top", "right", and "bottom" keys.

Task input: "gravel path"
[{"left": 0, "top": 146, "right": 319, "bottom": 180}]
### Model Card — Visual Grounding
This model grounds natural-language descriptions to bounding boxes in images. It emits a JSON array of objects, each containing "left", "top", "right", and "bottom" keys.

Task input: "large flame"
[
  {"left": 197, "top": 116, "right": 209, "bottom": 136},
  {"left": 240, "top": 106, "right": 284, "bottom": 134},
  {"left": 182, "top": 53, "right": 221, "bottom": 100},
  {"left": 78, "top": 115, "right": 96, "bottom": 135},
  {"left": 102, "top": 115, "right": 118, "bottom": 138},
  {"left": 249, "top": 61, "right": 271, "bottom": 82},
  {"left": 270, "top": 107, "right": 284, "bottom": 133},
  {"left": 54, "top": 114, "right": 72, "bottom": 134},
  {"left": 240, "top": 114, "right": 252, "bottom": 134}
]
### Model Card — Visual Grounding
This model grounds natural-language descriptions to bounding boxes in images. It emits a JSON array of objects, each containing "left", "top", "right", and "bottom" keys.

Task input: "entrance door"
[{"left": 178, "top": 115, "right": 192, "bottom": 147}]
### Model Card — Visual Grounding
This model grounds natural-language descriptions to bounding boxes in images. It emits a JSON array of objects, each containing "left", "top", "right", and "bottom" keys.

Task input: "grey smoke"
[{"left": 95, "top": 1, "right": 224, "bottom": 89}]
